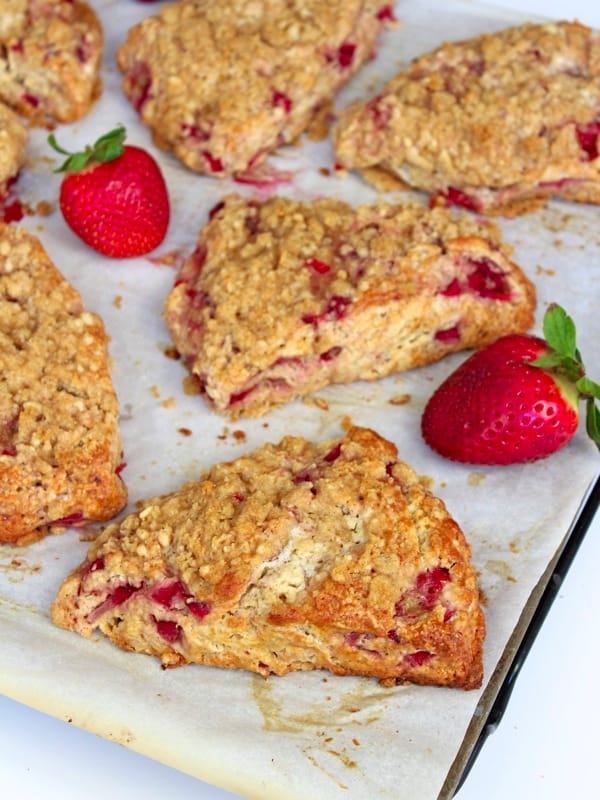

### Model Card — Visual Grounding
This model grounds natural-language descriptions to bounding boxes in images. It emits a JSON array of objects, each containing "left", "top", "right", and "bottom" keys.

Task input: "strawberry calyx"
[
  {"left": 530, "top": 303, "right": 600, "bottom": 450},
  {"left": 48, "top": 125, "right": 127, "bottom": 174}
]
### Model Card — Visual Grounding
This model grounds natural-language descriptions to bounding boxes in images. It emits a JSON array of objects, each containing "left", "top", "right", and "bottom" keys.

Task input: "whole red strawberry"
[
  {"left": 48, "top": 125, "right": 169, "bottom": 258},
  {"left": 421, "top": 304, "right": 600, "bottom": 465}
]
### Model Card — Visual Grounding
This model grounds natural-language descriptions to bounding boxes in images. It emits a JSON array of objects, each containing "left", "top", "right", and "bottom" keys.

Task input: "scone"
[
  {"left": 0, "top": 224, "right": 127, "bottom": 545},
  {"left": 52, "top": 426, "right": 485, "bottom": 689},
  {"left": 0, "top": 0, "right": 103, "bottom": 124},
  {"left": 164, "top": 194, "right": 536, "bottom": 417},
  {"left": 0, "top": 101, "right": 28, "bottom": 200},
  {"left": 116, "top": 0, "right": 393, "bottom": 177},
  {"left": 333, "top": 21, "right": 600, "bottom": 216}
]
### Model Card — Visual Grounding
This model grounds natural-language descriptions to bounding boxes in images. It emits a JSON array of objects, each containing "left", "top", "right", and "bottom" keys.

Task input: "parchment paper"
[{"left": 1, "top": 1, "right": 598, "bottom": 798}]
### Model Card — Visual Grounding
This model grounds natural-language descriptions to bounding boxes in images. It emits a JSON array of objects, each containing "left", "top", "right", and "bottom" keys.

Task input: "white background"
[{"left": 1, "top": 1, "right": 599, "bottom": 799}]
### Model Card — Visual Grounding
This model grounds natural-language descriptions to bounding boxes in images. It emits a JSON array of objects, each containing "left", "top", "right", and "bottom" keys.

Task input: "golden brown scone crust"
[
  {"left": 0, "top": 101, "right": 27, "bottom": 195},
  {"left": 0, "top": 0, "right": 103, "bottom": 124},
  {"left": 164, "top": 194, "right": 536, "bottom": 417},
  {"left": 0, "top": 224, "right": 127, "bottom": 545},
  {"left": 117, "top": 0, "right": 392, "bottom": 176},
  {"left": 52, "top": 426, "right": 485, "bottom": 689},
  {"left": 334, "top": 21, "right": 600, "bottom": 216}
]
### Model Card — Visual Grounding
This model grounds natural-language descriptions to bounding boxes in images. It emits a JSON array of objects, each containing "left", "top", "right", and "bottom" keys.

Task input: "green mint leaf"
[{"left": 543, "top": 304, "right": 577, "bottom": 359}]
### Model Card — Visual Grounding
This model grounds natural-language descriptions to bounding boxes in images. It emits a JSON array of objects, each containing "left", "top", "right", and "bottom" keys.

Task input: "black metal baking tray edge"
[{"left": 443, "top": 471, "right": 600, "bottom": 798}]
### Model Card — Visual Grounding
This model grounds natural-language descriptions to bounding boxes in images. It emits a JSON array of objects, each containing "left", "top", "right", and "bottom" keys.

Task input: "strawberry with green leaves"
[
  {"left": 49, "top": 125, "right": 170, "bottom": 258},
  {"left": 421, "top": 304, "right": 600, "bottom": 465}
]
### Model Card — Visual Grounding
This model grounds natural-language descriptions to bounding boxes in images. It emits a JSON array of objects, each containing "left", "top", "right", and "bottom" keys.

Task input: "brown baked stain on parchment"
[
  {"left": 104, "top": 727, "right": 137, "bottom": 747},
  {"left": 251, "top": 675, "right": 392, "bottom": 734},
  {"left": 467, "top": 471, "right": 486, "bottom": 487},
  {"left": 0, "top": 549, "right": 42, "bottom": 583},
  {"left": 251, "top": 675, "right": 391, "bottom": 790},
  {"left": 485, "top": 559, "right": 516, "bottom": 583},
  {"left": 302, "top": 746, "right": 355, "bottom": 791}
]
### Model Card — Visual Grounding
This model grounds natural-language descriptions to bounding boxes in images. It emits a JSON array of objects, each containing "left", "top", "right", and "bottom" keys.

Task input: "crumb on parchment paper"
[
  {"left": 147, "top": 249, "right": 186, "bottom": 268},
  {"left": 535, "top": 264, "right": 556, "bottom": 277},
  {"left": 218, "top": 426, "right": 229, "bottom": 441},
  {"left": 305, "top": 100, "right": 333, "bottom": 141},
  {"left": 35, "top": 200, "right": 53, "bottom": 216},
  {"left": 388, "top": 393, "right": 411, "bottom": 405},
  {"left": 183, "top": 374, "right": 202, "bottom": 395},
  {"left": 216, "top": 426, "right": 247, "bottom": 444},
  {"left": 0, "top": 556, "right": 42, "bottom": 581},
  {"left": 303, "top": 395, "right": 330, "bottom": 411}
]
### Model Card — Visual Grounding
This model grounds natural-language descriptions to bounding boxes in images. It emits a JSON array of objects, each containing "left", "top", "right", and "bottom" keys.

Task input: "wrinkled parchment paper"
[{"left": 1, "top": 2, "right": 598, "bottom": 798}]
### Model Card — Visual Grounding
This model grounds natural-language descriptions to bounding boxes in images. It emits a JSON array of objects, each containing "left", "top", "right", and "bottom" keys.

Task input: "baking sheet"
[{"left": 1, "top": 1, "right": 599, "bottom": 798}]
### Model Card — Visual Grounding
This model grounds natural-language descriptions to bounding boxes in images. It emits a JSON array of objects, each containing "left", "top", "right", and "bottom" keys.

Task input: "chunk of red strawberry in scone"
[
  {"left": 0, "top": 0, "right": 102, "bottom": 124},
  {"left": 116, "top": 0, "right": 393, "bottom": 177},
  {"left": 0, "top": 101, "right": 27, "bottom": 202},
  {"left": 0, "top": 224, "right": 127, "bottom": 545},
  {"left": 334, "top": 21, "right": 600, "bottom": 216},
  {"left": 164, "top": 194, "right": 536, "bottom": 417},
  {"left": 52, "top": 426, "right": 485, "bottom": 689}
]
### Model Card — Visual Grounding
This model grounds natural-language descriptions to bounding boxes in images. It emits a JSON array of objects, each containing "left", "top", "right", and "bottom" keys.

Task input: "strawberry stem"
[
  {"left": 48, "top": 125, "right": 127, "bottom": 174},
  {"left": 586, "top": 396, "right": 600, "bottom": 446},
  {"left": 530, "top": 303, "right": 600, "bottom": 450}
]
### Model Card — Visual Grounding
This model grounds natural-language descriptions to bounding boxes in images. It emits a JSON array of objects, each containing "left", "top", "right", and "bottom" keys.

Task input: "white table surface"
[{"left": 2, "top": 1, "right": 598, "bottom": 798}]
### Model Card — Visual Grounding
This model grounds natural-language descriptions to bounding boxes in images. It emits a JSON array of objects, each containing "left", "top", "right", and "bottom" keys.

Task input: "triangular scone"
[
  {"left": 164, "top": 194, "right": 535, "bottom": 418},
  {"left": 52, "top": 427, "right": 485, "bottom": 689},
  {"left": 334, "top": 21, "right": 600, "bottom": 216},
  {"left": 117, "top": 0, "right": 391, "bottom": 177},
  {"left": 0, "top": 101, "right": 27, "bottom": 200},
  {"left": 0, "top": 224, "right": 127, "bottom": 544},
  {"left": 0, "top": 0, "right": 102, "bottom": 124}
]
